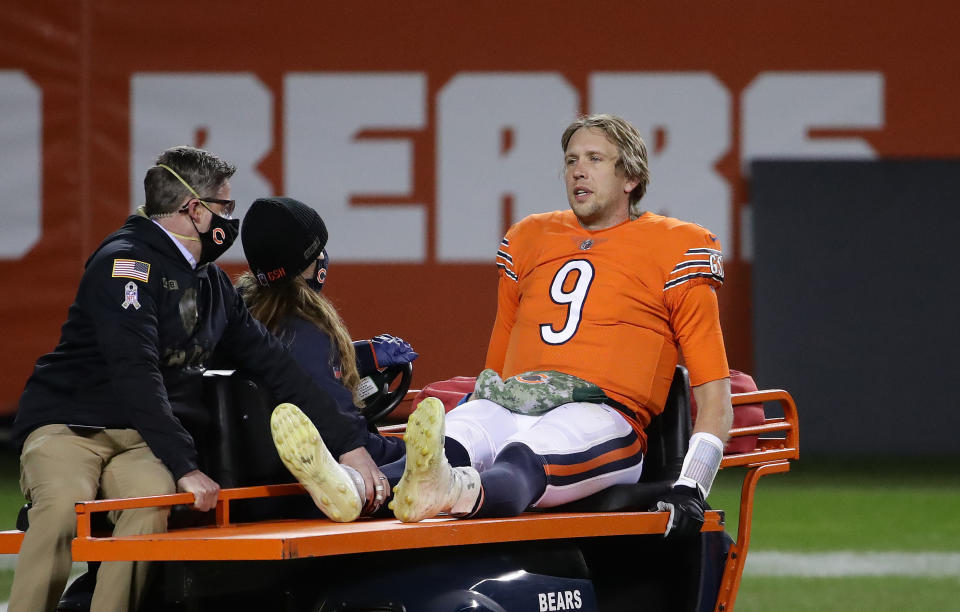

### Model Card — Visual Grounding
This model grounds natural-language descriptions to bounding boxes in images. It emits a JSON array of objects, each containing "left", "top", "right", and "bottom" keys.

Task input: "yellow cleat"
[
  {"left": 391, "top": 398, "right": 481, "bottom": 523},
  {"left": 270, "top": 403, "right": 363, "bottom": 523}
]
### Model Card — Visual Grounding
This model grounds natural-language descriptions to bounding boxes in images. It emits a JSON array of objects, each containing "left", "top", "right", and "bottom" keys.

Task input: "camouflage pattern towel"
[{"left": 472, "top": 369, "right": 608, "bottom": 416}]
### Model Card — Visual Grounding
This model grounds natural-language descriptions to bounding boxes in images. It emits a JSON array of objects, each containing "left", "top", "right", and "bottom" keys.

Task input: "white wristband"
[{"left": 674, "top": 432, "right": 724, "bottom": 498}]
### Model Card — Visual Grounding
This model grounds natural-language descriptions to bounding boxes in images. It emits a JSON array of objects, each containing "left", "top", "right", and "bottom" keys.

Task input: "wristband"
[{"left": 674, "top": 432, "right": 724, "bottom": 498}]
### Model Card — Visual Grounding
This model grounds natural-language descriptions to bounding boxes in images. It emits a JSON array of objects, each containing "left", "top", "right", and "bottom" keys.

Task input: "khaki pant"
[{"left": 9, "top": 425, "right": 176, "bottom": 612}]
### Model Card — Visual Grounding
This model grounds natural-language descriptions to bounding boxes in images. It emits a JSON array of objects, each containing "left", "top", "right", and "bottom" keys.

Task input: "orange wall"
[{"left": 2, "top": 1, "right": 959, "bottom": 413}]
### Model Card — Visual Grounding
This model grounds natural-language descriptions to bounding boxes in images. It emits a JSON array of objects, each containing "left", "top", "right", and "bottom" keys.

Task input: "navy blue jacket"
[
  {"left": 279, "top": 317, "right": 404, "bottom": 465},
  {"left": 282, "top": 317, "right": 357, "bottom": 412},
  {"left": 14, "top": 215, "right": 367, "bottom": 479}
]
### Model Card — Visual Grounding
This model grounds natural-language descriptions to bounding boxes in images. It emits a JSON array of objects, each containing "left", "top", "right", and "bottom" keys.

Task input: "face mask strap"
[
  {"left": 157, "top": 164, "right": 202, "bottom": 201},
  {"left": 168, "top": 231, "right": 200, "bottom": 243},
  {"left": 159, "top": 164, "right": 230, "bottom": 221},
  {"left": 156, "top": 165, "right": 238, "bottom": 264},
  {"left": 158, "top": 163, "right": 223, "bottom": 220}
]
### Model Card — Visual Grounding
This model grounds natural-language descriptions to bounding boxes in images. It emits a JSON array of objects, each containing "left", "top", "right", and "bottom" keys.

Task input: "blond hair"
[
  {"left": 236, "top": 272, "right": 362, "bottom": 407},
  {"left": 561, "top": 114, "right": 650, "bottom": 219}
]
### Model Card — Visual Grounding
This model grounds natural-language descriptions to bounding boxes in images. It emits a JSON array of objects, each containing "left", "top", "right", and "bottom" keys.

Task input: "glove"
[
  {"left": 651, "top": 484, "right": 705, "bottom": 538},
  {"left": 354, "top": 334, "right": 418, "bottom": 375},
  {"left": 370, "top": 334, "right": 418, "bottom": 366}
]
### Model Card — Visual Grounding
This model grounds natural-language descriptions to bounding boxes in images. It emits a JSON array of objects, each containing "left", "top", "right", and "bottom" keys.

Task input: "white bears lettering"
[
  {"left": 0, "top": 70, "right": 884, "bottom": 261},
  {"left": 117, "top": 70, "right": 883, "bottom": 265},
  {"left": 538, "top": 589, "right": 583, "bottom": 611}
]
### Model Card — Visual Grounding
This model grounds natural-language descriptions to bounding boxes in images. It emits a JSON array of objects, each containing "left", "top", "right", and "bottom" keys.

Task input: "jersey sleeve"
[
  {"left": 485, "top": 232, "right": 520, "bottom": 374},
  {"left": 664, "top": 228, "right": 729, "bottom": 387},
  {"left": 669, "top": 283, "right": 730, "bottom": 386},
  {"left": 663, "top": 232, "right": 724, "bottom": 294},
  {"left": 84, "top": 251, "right": 200, "bottom": 480}
]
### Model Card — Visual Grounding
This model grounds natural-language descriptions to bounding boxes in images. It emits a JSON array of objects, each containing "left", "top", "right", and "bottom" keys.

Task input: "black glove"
[{"left": 651, "top": 484, "right": 705, "bottom": 538}]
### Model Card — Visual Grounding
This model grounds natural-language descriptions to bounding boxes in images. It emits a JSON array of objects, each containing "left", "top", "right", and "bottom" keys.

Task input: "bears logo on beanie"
[{"left": 241, "top": 197, "right": 328, "bottom": 286}]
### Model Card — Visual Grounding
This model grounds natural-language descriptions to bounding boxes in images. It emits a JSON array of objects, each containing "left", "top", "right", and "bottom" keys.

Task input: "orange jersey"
[{"left": 485, "top": 210, "right": 729, "bottom": 442}]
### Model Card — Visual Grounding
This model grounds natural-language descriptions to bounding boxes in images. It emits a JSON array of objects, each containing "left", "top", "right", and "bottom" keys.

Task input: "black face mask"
[
  {"left": 196, "top": 214, "right": 240, "bottom": 266},
  {"left": 305, "top": 249, "right": 328, "bottom": 292}
]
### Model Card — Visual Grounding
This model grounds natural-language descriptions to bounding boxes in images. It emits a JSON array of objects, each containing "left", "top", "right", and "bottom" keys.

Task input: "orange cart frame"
[{"left": 0, "top": 389, "right": 798, "bottom": 612}]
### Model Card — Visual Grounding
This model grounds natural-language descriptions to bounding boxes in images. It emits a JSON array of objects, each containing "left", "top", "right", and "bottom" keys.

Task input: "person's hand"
[
  {"left": 651, "top": 484, "right": 705, "bottom": 538},
  {"left": 340, "top": 447, "right": 390, "bottom": 513},
  {"left": 176, "top": 469, "right": 221, "bottom": 512},
  {"left": 369, "top": 334, "right": 418, "bottom": 367}
]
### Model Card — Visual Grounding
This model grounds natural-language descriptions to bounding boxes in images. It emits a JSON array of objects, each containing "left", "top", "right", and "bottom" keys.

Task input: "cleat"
[
  {"left": 270, "top": 403, "right": 363, "bottom": 522},
  {"left": 390, "top": 398, "right": 482, "bottom": 523}
]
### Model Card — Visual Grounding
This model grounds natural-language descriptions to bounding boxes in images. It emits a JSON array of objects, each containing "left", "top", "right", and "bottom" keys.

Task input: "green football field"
[
  {"left": 0, "top": 455, "right": 957, "bottom": 610},
  {"left": 709, "top": 457, "right": 960, "bottom": 610}
]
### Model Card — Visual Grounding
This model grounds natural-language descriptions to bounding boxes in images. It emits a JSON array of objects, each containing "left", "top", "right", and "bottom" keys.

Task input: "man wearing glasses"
[{"left": 10, "top": 146, "right": 377, "bottom": 611}]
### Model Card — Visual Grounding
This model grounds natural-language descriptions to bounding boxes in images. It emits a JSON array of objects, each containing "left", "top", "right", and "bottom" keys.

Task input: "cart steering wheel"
[{"left": 359, "top": 362, "right": 413, "bottom": 425}]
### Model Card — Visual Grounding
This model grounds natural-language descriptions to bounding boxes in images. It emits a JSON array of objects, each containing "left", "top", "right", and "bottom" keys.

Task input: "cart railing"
[{"left": 0, "top": 388, "right": 798, "bottom": 612}]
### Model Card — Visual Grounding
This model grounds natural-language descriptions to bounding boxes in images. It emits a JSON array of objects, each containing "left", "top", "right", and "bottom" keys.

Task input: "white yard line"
[{"left": 745, "top": 551, "right": 960, "bottom": 577}]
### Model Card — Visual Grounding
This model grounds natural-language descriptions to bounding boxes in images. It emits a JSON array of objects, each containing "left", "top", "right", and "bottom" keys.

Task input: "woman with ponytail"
[{"left": 239, "top": 197, "right": 416, "bottom": 521}]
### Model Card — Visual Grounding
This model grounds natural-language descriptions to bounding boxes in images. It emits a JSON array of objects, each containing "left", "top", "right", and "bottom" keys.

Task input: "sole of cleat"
[
  {"left": 271, "top": 403, "right": 362, "bottom": 522},
  {"left": 390, "top": 397, "right": 448, "bottom": 522}
]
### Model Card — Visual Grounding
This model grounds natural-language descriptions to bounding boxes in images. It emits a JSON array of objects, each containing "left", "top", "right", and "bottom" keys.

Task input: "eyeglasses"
[{"left": 198, "top": 197, "right": 236, "bottom": 219}]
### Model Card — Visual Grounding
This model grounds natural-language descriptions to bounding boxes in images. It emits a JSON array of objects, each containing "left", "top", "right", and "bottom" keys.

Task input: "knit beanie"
[{"left": 241, "top": 197, "right": 328, "bottom": 286}]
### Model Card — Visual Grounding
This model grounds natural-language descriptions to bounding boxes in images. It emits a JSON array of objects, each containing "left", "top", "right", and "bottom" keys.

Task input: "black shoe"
[{"left": 57, "top": 563, "right": 99, "bottom": 612}]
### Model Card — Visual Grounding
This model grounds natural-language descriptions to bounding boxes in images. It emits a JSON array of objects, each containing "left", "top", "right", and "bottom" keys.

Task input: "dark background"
[{"left": 752, "top": 160, "right": 959, "bottom": 455}]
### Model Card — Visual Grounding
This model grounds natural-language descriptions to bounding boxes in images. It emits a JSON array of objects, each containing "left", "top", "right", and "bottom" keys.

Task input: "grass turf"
[
  {"left": 709, "top": 457, "right": 960, "bottom": 552},
  {"left": 733, "top": 575, "right": 960, "bottom": 611},
  {"left": 0, "top": 456, "right": 21, "bottom": 530}
]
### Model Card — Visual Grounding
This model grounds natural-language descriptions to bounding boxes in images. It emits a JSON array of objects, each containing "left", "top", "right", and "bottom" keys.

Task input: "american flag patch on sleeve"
[{"left": 112, "top": 259, "right": 151, "bottom": 282}]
